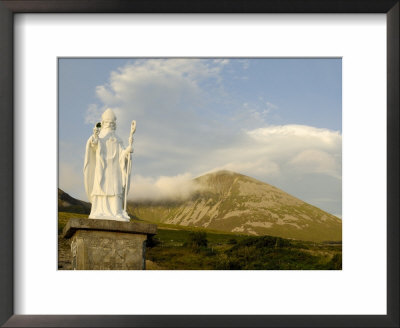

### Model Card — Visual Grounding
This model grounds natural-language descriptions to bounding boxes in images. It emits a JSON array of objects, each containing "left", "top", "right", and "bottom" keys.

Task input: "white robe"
[{"left": 84, "top": 129, "right": 131, "bottom": 221}]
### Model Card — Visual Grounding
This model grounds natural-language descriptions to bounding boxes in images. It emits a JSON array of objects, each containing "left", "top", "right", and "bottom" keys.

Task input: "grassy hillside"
[
  {"left": 58, "top": 211, "right": 88, "bottom": 233},
  {"left": 146, "top": 227, "right": 342, "bottom": 270},
  {"left": 58, "top": 211, "right": 341, "bottom": 270}
]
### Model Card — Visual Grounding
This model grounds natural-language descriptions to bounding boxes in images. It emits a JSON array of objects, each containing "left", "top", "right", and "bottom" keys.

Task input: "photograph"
[{"left": 58, "top": 57, "right": 342, "bottom": 270}]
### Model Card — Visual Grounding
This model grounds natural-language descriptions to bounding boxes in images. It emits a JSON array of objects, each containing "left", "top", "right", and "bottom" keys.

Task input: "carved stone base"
[{"left": 62, "top": 218, "right": 157, "bottom": 270}]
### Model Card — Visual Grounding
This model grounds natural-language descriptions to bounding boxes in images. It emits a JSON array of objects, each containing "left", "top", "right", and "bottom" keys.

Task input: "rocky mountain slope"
[{"left": 128, "top": 170, "right": 341, "bottom": 242}]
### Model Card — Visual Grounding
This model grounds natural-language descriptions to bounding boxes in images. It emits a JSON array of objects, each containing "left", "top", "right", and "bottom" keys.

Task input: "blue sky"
[{"left": 59, "top": 58, "right": 342, "bottom": 217}]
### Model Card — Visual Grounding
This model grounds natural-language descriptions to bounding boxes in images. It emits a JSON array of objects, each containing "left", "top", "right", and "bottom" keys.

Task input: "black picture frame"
[{"left": 0, "top": 1, "right": 398, "bottom": 327}]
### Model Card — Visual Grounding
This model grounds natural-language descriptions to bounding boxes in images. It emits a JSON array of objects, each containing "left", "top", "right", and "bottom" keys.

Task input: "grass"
[
  {"left": 146, "top": 226, "right": 342, "bottom": 270},
  {"left": 58, "top": 211, "right": 342, "bottom": 270},
  {"left": 58, "top": 211, "right": 88, "bottom": 234}
]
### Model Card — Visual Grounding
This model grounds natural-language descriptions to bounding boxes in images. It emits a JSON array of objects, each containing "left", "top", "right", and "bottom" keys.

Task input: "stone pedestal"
[{"left": 62, "top": 218, "right": 157, "bottom": 270}]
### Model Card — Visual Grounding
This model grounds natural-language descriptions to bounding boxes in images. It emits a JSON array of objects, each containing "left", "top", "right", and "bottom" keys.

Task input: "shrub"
[
  {"left": 228, "top": 238, "right": 237, "bottom": 245},
  {"left": 275, "top": 237, "right": 291, "bottom": 248},
  {"left": 326, "top": 253, "right": 342, "bottom": 270},
  {"left": 146, "top": 235, "right": 161, "bottom": 248},
  {"left": 186, "top": 231, "right": 208, "bottom": 251}
]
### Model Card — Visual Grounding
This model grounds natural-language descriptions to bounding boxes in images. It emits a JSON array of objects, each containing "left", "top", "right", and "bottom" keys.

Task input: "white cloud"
[
  {"left": 85, "top": 103, "right": 104, "bottom": 125},
  {"left": 201, "top": 125, "right": 341, "bottom": 181},
  {"left": 213, "top": 59, "right": 230, "bottom": 66},
  {"left": 248, "top": 124, "right": 340, "bottom": 144},
  {"left": 288, "top": 149, "right": 340, "bottom": 179},
  {"left": 130, "top": 173, "right": 202, "bottom": 201},
  {"left": 93, "top": 59, "right": 224, "bottom": 112},
  {"left": 86, "top": 59, "right": 230, "bottom": 151}
]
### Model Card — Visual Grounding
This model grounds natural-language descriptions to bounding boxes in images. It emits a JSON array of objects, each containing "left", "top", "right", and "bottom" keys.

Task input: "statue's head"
[{"left": 101, "top": 108, "right": 117, "bottom": 130}]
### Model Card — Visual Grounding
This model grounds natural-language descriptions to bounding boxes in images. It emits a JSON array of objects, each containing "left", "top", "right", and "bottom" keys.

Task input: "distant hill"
[
  {"left": 58, "top": 188, "right": 91, "bottom": 214},
  {"left": 129, "top": 170, "right": 341, "bottom": 242}
]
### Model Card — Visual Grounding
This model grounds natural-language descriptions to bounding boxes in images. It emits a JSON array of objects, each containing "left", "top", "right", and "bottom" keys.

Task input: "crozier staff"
[{"left": 124, "top": 120, "right": 136, "bottom": 213}]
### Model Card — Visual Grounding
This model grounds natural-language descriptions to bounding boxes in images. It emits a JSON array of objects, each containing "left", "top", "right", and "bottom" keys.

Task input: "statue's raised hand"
[{"left": 91, "top": 124, "right": 100, "bottom": 144}]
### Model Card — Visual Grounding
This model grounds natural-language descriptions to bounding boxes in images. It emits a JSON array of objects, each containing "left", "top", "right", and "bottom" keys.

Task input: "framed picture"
[{"left": 1, "top": 0, "right": 398, "bottom": 327}]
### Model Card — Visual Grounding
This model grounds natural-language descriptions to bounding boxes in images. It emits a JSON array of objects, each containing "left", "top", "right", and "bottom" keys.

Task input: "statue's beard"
[
  {"left": 99, "top": 122, "right": 116, "bottom": 138},
  {"left": 102, "top": 122, "right": 116, "bottom": 130}
]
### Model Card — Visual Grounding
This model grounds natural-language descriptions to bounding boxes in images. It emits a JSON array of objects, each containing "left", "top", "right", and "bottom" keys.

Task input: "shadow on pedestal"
[{"left": 62, "top": 218, "right": 157, "bottom": 270}]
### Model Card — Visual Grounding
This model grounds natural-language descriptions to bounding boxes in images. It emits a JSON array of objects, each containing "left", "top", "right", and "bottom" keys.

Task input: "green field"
[
  {"left": 58, "top": 211, "right": 88, "bottom": 234},
  {"left": 58, "top": 212, "right": 342, "bottom": 270},
  {"left": 145, "top": 227, "right": 341, "bottom": 270}
]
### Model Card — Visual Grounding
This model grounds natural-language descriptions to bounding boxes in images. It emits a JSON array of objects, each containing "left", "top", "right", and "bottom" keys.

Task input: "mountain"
[
  {"left": 128, "top": 171, "right": 341, "bottom": 242},
  {"left": 58, "top": 188, "right": 91, "bottom": 214}
]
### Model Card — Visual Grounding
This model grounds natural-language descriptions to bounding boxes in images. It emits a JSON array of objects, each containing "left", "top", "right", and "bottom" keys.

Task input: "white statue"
[{"left": 84, "top": 108, "right": 136, "bottom": 222}]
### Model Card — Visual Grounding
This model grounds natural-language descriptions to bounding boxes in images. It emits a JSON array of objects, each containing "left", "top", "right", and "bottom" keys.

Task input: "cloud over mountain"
[{"left": 130, "top": 173, "right": 203, "bottom": 202}]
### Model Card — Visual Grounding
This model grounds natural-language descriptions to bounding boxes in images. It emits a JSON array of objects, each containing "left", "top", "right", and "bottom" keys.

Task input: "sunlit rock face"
[{"left": 129, "top": 170, "right": 342, "bottom": 242}]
